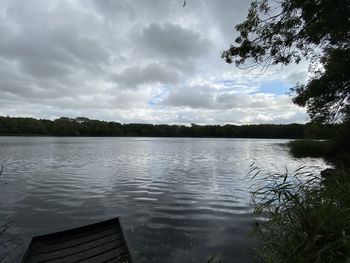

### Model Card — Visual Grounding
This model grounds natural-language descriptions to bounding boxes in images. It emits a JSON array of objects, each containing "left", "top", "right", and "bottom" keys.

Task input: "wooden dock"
[{"left": 22, "top": 218, "right": 134, "bottom": 263}]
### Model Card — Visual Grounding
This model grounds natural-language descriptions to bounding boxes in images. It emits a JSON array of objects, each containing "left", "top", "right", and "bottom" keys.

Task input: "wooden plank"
[
  {"left": 118, "top": 220, "right": 134, "bottom": 263},
  {"left": 33, "top": 222, "right": 120, "bottom": 248},
  {"left": 104, "top": 252, "right": 131, "bottom": 263},
  {"left": 32, "top": 228, "right": 121, "bottom": 254},
  {"left": 22, "top": 218, "right": 133, "bottom": 263},
  {"left": 30, "top": 233, "right": 124, "bottom": 262},
  {"left": 41, "top": 242, "right": 126, "bottom": 263},
  {"left": 74, "top": 246, "right": 128, "bottom": 263}
]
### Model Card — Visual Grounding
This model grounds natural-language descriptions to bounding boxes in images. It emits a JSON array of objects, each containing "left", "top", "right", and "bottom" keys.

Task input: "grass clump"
[{"left": 250, "top": 165, "right": 350, "bottom": 263}]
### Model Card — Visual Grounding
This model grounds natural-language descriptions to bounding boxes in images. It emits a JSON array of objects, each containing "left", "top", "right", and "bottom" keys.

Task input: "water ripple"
[{"left": 0, "top": 137, "right": 327, "bottom": 263}]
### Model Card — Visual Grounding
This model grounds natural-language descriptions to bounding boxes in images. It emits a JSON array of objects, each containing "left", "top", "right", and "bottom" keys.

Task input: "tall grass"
[{"left": 250, "top": 165, "right": 350, "bottom": 262}]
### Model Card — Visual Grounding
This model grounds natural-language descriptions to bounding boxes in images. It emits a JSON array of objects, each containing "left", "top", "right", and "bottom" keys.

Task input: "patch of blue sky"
[
  {"left": 219, "top": 79, "right": 292, "bottom": 95},
  {"left": 253, "top": 80, "right": 292, "bottom": 95},
  {"left": 222, "top": 79, "right": 235, "bottom": 86},
  {"left": 147, "top": 86, "right": 170, "bottom": 107},
  {"left": 148, "top": 93, "right": 164, "bottom": 106},
  {"left": 219, "top": 79, "right": 246, "bottom": 88},
  {"left": 217, "top": 79, "right": 258, "bottom": 93}
]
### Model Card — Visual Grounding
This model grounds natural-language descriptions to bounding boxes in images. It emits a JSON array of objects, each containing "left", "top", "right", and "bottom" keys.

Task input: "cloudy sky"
[{"left": 0, "top": 0, "right": 310, "bottom": 125}]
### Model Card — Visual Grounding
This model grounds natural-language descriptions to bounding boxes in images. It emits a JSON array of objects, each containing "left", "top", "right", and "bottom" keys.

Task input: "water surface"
[{"left": 0, "top": 137, "right": 326, "bottom": 262}]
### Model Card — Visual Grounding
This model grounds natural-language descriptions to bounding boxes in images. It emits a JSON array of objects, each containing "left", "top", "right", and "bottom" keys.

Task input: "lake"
[{"left": 0, "top": 137, "right": 327, "bottom": 262}]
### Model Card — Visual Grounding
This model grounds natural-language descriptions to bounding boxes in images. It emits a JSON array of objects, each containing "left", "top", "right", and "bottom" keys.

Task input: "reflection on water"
[{"left": 0, "top": 137, "right": 326, "bottom": 262}]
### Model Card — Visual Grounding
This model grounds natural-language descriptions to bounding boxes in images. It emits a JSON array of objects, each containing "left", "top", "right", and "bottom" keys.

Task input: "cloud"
[
  {"left": 91, "top": 0, "right": 136, "bottom": 21},
  {"left": 205, "top": 0, "right": 251, "bottom": 43},
  {"left": 162, "top": 84, "right": 298, "bottom": 110},
  {"left": 137, "top": 22, "right": 212, "bottom": 61},
  {"left": 110, "top": 63, "right": 180, "bottom": 88},
  {"left": 0, "top": 0, "right": 310, "bottom": 124},
  {"left": 162, "top": 86, "right": 214, "bottom": 109},
  {"left": 286, "top": 71, "right": 308, "bottom": 84},
  {"left": 0, "top": 22, "right": 110, "bottom": 80}
]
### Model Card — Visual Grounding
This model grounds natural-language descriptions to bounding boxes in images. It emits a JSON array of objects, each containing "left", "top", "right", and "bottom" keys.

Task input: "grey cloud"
[
  {"left": 0, "top": 60, "right": 48, "bottom": 99},
  {"left": 0, "top": 0, "right": 112, "bottom": 83},
  {"left": 92, "top": 0, "right": 179, "bottom": 23},
  {"left": 206, "top": 0, "right": 251, "bottom": 43},
  {"left": 138, "top": 22, "right": 212, "bottom": 61},
  {"left": 0, "top": 0, "right": 114, "bottom": 109},
  {"left": 215, "top": 93, "right": 252, "bottom": 108},
  {"left": 163, "top": 86, "right": 214, "bottom": 109},
  {"left": 20, "top": 60, "right": 72, "bottom": 79},
  {"left": 0, "top": 34, "right": 74, "bottom": 67},
  {"left": 91, "top": 0, "right": 135, "bottom": 21},
  {"left": 49, "top": 28, "right": 110, "bottom": 65},
  {"left": 0, "top": 57, "right": 98, "bottom": 103},
  {"left": 0, "top": 29, "right": 109, "bottom": 80},
  {"left": 111, "top": 63, "right": 180, "bottom": 88}
]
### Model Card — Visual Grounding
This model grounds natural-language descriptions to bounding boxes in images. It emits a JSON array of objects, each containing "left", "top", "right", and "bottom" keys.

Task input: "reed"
[{"left": 250, "top": 165, "right": 350, "bottom": 262}]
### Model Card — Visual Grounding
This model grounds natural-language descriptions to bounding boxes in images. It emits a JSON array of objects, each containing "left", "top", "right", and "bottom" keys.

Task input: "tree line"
[{"left": 0, "top": 116, "right": 337, "bottom": 139}]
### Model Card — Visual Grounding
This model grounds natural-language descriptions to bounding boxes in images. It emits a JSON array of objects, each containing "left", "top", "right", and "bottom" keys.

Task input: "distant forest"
[{"left": 0, "top": 116, "right": 338, "bottom": 139}]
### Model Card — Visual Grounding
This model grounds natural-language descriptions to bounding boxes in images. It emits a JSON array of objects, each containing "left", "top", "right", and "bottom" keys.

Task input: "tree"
[
  {"left": 222, "top": 0, "right": 350, "bottom": 123},
  {"left": 292, "top": 48, "right": 350, "bottom": 122}
]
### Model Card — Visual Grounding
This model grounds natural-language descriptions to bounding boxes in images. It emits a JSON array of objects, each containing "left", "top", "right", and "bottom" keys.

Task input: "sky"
[{"left": 0, "top": 0, "right": 311, "bottom": 125}]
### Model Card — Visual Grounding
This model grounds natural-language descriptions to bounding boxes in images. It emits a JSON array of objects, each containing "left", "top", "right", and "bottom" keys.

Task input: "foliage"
[
  {"left": 292, "top": 48, "right": 350, "bottom": 122},
  {"left": 330, "top": 120, "right": 350, "bottom": 168},
  {"left": 288, "top": 140, "right": 334, "bottom": 159},
  {"left": 222, "top": 0, "right": 350, "bottom": 122},
  {"left": 250, "top": 166, "right": 350, "bottom": 262},
  {"left": 289, "top": 120, "right": 350, "bottom": 168},
  {"left": 303, "top": 123, "right": 338, "bottom": 140},
  {"left": 0, "top": 116, "right": 338, "bottom": 139}
]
